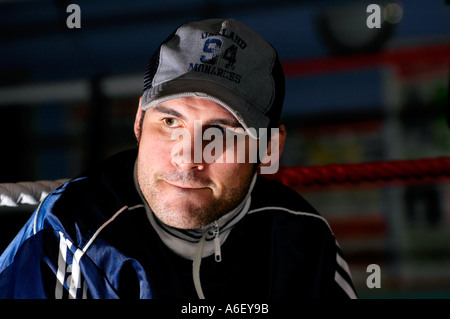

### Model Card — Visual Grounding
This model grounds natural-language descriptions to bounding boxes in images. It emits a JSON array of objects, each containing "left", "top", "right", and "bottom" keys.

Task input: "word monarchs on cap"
[
  {"left": 170, "top": 121, "right": 280, "bottom": 174},
  {"left": 188, "top": 63, "right": 241, "bottom": 83}
]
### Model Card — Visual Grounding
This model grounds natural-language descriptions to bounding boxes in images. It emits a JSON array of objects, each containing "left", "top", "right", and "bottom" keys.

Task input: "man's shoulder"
[
  {"left": 52, "top": 148, "right": 139, "bottom": 205},
  {"left": 249, "top": 175, "right": 331, "bottom": 233},
  {"left": 251, "top": 175, "right": 319, "bottom": 214},
  {"left": 34, "top": 149, "right": 142, "bottom": 242}
]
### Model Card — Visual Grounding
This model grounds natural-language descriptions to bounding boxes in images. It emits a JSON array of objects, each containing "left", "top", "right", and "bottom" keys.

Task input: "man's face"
[{"left": 135, "top": 96, "right": 256, "bottom": 229}]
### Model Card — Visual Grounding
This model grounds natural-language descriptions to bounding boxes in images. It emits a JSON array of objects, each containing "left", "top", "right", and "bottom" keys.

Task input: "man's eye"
[
  {"left": 163, "top": 118, "right": 180, "bottom": 128},
  {"left": 211, "top": 125, "right": 226, "bottom": 134}
]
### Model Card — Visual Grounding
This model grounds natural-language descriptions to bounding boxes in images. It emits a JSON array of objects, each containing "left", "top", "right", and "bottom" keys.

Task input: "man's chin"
[
  {"left": 151, "top": 198, "right": 217, "bottom": 229},
  {"left": 157, "top": 210, "right": 213, "bottom": 229}
]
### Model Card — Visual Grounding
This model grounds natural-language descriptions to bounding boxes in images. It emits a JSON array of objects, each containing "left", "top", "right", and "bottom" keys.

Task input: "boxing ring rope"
[
  {"left": 269, "top": 156, "right": 450, "bottom": 190},
  {"left": 0, "top": 179, "right": 69, "bottom": 208},
  {"left": 0, "top": 157, "right": 449, "bottom": 208}
]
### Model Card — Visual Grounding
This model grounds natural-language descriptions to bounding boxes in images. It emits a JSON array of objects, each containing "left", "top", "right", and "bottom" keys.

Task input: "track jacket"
[{"left": 0, "top": 149, "right": 357, "bottom": 299}]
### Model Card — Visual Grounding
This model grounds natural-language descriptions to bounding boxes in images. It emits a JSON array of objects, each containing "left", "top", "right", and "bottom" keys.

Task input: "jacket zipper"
[{"left": 212, "top": 221, "right": 222, "bottom": 262}]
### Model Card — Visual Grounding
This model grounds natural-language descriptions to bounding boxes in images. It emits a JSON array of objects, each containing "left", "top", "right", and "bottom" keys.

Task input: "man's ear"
[
  {"left": 134, "top": 96, "right": 144, "bottom": 141},
  {"left": 258, "top": 124, "right": 287, "bottom": 174},
  {"left": 273, "top": 124, "right": 287, "bottom": 158}
]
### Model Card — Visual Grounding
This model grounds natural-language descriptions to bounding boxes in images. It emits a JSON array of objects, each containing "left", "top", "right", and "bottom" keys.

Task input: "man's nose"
[
  {"left": 173, "top": 159, "right": 205, "bottom": 171},
  {"left": 171, "top": 125, "right": 205, "bottom": 171}
]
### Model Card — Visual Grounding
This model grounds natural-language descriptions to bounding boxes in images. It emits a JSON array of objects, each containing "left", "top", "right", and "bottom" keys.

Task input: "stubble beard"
[{"left": 136, "top": 157, "right": 252, "bottom": 230}]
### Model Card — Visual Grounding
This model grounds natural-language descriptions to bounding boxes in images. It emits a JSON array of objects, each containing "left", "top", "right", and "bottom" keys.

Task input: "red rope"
[
  {"left": 267, "top": 157, "right": 450, "bottom": 189},
  {"left": 282, "top": 43, "right": 450, "bottom": 78}
]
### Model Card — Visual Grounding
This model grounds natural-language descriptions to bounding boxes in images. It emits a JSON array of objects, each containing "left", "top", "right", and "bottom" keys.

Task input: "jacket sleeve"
[
  {"left": 0, "top": 212, "right": 91, "bottom": 299},
  {"left": 311, "top": 217, "right": 358, "bottom": 299},
  {"left": 0, "top": 212, "right": 56, "bottom": 298},
  {"left": 326, "top": 238, "right": 358, "bottom": 299},
  {"left": 0, "top": 209, "right": 125, "bottom": 299}
]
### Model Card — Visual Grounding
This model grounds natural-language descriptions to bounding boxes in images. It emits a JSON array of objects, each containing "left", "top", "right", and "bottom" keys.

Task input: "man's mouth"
[{"left": 163, "top": 180, "right": 209, "bottom": 190}]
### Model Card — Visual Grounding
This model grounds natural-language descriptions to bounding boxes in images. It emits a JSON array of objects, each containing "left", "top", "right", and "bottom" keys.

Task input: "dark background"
[{"left": 0, "top": 0, "right": 449, "bottom": 298}]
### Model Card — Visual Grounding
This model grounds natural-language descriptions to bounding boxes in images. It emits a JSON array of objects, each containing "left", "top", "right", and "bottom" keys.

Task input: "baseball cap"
[{"left": 141, "top": 18, "right": 285, "bottom": 138}]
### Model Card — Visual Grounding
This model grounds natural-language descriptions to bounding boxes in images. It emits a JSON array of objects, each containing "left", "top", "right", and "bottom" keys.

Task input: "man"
[{"left": 0, "top": 18, "right": 357, "bottom": 299}]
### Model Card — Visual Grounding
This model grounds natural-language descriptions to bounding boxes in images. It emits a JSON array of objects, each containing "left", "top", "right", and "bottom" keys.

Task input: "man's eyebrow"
[
  {"left": 204, "top": 118, "right": 242, "bottom": 128},
  {"left": 153, "top": 105, "right": 185, "bottom": 120},
  {"left": 153, "top": 104, "right": 241, "bottom": 128}
]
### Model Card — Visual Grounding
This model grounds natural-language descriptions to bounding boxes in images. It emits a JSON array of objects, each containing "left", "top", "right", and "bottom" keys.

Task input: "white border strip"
[
  {"left": 335, "top": 271, "right": 357, "bottom": 299},
  {"left": 81, "top": 204, "right": 144, "bottom": 253},
  {"left": 247, "top": 206, "right": 332, "bottom": 232}
]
